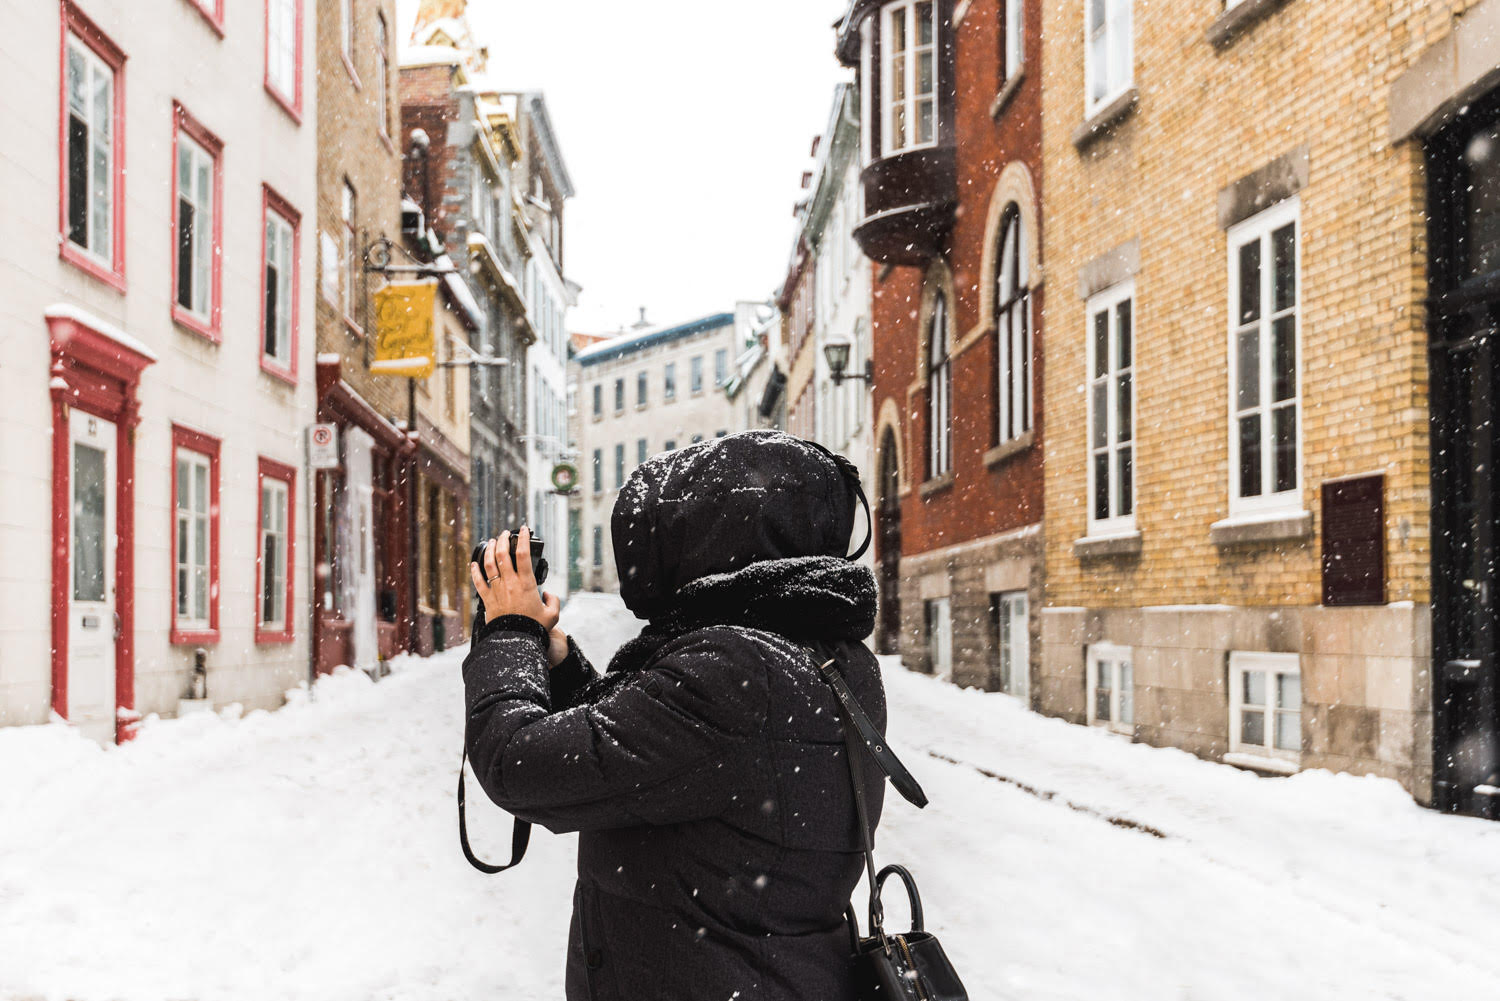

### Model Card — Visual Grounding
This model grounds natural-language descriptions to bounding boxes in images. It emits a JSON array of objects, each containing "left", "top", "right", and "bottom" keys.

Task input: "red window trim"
[
  {"left": 185, "top": 0, "right": 226, "bottom": 36},
  {"left": 340, "top": 0, "right": 361, "bottom": 89},
  {"left": 169, "top": 423, "right": 221, "bottom": 646},
  {"left": 170, "top": 101, "right": 225, "bottom": 342},
  {"left": 58, "top": 0, "right": 128, "bottom": 292},
  {"left": 260, "top": 184, "right": 302, "bottom": 385},
  {"left": 255, "top": 457, "right": 297, "bottom": 644},
  {"left": 263, "top": 0, "right": 304, "bottom": 123}
]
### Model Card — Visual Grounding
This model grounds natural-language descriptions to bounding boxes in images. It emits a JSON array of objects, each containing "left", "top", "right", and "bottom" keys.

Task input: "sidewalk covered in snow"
[{"left": 4, "top": 592, "right": 1498, "bottom": 1000}]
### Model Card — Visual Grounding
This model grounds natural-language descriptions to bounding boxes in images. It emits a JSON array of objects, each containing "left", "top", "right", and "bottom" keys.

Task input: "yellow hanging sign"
[{"left": 372, "top": 281, "right": 437, "bottom": 379}]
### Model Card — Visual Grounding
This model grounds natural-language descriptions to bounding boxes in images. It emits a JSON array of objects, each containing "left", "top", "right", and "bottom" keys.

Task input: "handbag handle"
[{"left": 872, "top": 864, "right": 925, "bottom": 933}]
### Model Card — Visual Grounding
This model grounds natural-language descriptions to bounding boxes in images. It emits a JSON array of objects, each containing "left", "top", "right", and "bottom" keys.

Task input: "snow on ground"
[{"left": 3, "top": 590, "right": 1499, "bottom": 1000}]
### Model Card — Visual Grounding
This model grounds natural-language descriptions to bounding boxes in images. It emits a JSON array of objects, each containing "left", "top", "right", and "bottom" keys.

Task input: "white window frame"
[
  {"left": 1086, "top": 642, "right": 1134, "bottom": 735},
  {"left": 1084, "top": 0, "right": 1133, "bottom": 118},
  {"left": 175, "top": 448, "right": 212, "bottom": 630},
  {"left": 176, "top": 132, "right": 215, "bottom": 320},
  {"left": 374, "top": 13, "right": 390, "bottom": 138},
  {"left": 880, "top": 0, "right": 939, "bottom": 156},
  {"left": 340, "top": 0, "right": 354, "bottom": 65},
  {"left": 995, "top": 591, "right": 1029, "bottom": 701},
  {"left": 263, "top": 204, "right": 295, "bottom": 370},
  {"left": 259, "top": 478, "right": 289, "bottom": 632},
  {"left": 925, "top": 596, "right": 953, "bottom": 680},
  {"left": 860, "top": 19, "right": 875, "bottom": 165},
  {"left": 63, "top": 35, "right": 115, "bottom": 266},
  {"left": 1227, "top": 198, "right": 1302, "bottom": 518},
  {"left": 1003, "top": 0, "right": 1024, "bottom": 81},
  {"left": 996, "top": 205, "right": 1032, "bottom": 444},
  {"left": 341, "top": 180, "right": 357, "bottom": 322},
  {"left": 267, "top": 0, "right": 299, "bottom": 104},
  {"left": 1085, "top": 281, "right": 1135, "bottom": 537},
  {"left": 1228, "top": 651, "right": 1301, "bottom": 769},
  {"left": 927, "top": 292, "right": 953, "bottom": 478}
]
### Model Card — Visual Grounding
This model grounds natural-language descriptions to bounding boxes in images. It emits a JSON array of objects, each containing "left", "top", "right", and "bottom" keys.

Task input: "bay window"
[
  {"left": 881, "top": 0, "right": 938, "bottom": 155},
  {"left": 1085, "top": 0, "right": 1133, "bottom": 116},
  {"left": 1228, "top": 199, "right": 1300, "bottom": 516},
  {"left": 996, "top": 204, "right": 1032, "bottom": 443},
  {"left": 61, "top": 5, "right": 125, "bottom": 287},
  {"left": 1086, "top": 282, "right": 1135, "bottom": 535},
  {"left": 172, "top": 105, "right": 222, "bottom": 338},
  {"left": 928, "top": 292, "right": 953, "bottom": 478}
]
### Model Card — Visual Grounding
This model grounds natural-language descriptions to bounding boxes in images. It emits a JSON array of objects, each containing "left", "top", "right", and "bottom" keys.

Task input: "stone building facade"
[
  {"left": 0, "top": 0, "right": 316, "bottom": 740},
  {"left": 1038, "top": 0, "right": 1500, "bottom": 813},
  {"left": 834, "top": 0, "right": 1045, "bottom": 693}
]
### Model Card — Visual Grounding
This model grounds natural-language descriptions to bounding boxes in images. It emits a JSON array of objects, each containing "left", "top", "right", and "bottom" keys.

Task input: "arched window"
[
  {"left": 928, "top": 292, "right": 952, "bottom": 478},
  {"left": 996, "top": 204, "right": 1031, "bottom": 443}
]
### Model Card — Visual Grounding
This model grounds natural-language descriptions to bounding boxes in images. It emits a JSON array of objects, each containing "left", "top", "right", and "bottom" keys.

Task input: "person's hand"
[
  {"left": 547, "top": 627, "right": 570, "bottom": 669},
  {"left": 470, "top": 528, "right": 561, "bottom": 632}
]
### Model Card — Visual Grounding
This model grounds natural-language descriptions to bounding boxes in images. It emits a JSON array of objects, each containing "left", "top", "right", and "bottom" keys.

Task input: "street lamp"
[{"left": 824, "top": 337, "right": 873, "bottom": 386}]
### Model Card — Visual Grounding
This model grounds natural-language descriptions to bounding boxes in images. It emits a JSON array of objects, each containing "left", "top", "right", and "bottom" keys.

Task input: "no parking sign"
[{"left": 307, "top": 424, "right": 339, "bottom": 469}]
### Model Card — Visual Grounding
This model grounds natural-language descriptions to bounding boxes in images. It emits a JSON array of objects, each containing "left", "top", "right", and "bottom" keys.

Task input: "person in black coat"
[{"left": 464, "top": 429, "right": 885, "bottom": 1001}]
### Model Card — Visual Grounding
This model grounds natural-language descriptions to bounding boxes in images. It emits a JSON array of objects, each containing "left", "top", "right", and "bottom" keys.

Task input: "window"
[
  {"left": 881, "top": 1, "right": 938, "bottom": 155},
  {"left": 691, "top": 356, "right": 705, "bottom": 395},
  {"left": 715, "top": 348, "right": 728, "bottom": 387},
  {"left": 265, "top": 0, "right": 302, "bottom": 118},
  {"left": 591, "top": 449, "right": 602, "bottom": 493},
  {"left": 172, "top": 104, "right": 223, "bottom": 338},
  {"left": 341, "top": 180, "right": 358, "bottom": 325},
  {"left": 592, "top": 383, "right": 602, "bottom": 418},
  {"left": 261, "top": 186, "right": 299, "bottom": 381},
  {"left": 256, "top": 458, "right": 296, "bottom": 643},
  {"left": 592, "top": 525, "right": 603, "bottom": 567},
  {"left": 924, "top": 597, "right": 952, "bottom": 679},
  {"left": 374, "top": 13, "right": 390, "bottom": 138},
  {"left": 691, "top": 434, "right": 704, "bottom": 444},
  {"left": 1229, "top": 652, "right": 1301, "bottom": 766},
  {"left": 1228, "top": 200, "right": 1300, "bottom": 516},
  {"left": 996, "top": 205, "right": 1031, "bottom": 443},
  {"left": 1086, "top": 283, "right": 1134, "bottom": 534},
  {"left": 1085, "top": 0, "right": 1133, "bottom": 116},
  {"left": 171, "top": 427, "right": 219, "bottom": 643},
  {"left": 927, "top": 292, "right": 952, "bottom": 478},
  {"left": 990, "top": 591, "right": 1028, "bottom": 700},
  {"left": 665, "top": 362, "right": 677, "bottom": 401},
  {"left": 1086, "top": 643, "right": 1133, "bottom": 735},
  {"left": 1002, "top": 0, "right": 1024, "bottom": 81},
  {"left": 614, "top": 444, "right": 625, "bottom": 489},
  {"left": 637, "top": 438, "right": 648, "bottom": 464},
  {"left": 614, "top": 378, "right": 625, "bottom": 413},
  {"left": 637, "top": 371, "right": 648, "bottom": 407},
  {"left": 664, "top": 439, "right": 677, "bottom": 452},
  {"left": 61, "top": 5, "right": 126, "bottom": 287}
]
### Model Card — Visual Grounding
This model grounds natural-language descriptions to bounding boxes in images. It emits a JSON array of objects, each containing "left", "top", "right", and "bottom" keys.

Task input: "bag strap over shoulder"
[
  {"left": 458, "top": 748, "right": 532, "bottom": 874},
  {"left": 813, "top": 656, "right": 928, "bottom": 810}
]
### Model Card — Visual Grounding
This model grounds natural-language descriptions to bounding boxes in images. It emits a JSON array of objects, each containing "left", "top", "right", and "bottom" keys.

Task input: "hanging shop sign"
[
  {"left": 551, "top": 462, "right": 579, "bottom": 493},
  {"left": 307, "top": 423, "right": 339, "bottom": 469},
  {"left": 371, "top": 281, "right": 437, "bottom": 379}
]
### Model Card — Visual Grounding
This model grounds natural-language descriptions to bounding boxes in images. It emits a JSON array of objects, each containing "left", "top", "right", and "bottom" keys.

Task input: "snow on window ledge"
[
  {"left": 1223, "top": 751, "right": 1298, "bottom": 776},
  {"left": 1210, "top": 508, "right": 1312, "bottom": 547}
]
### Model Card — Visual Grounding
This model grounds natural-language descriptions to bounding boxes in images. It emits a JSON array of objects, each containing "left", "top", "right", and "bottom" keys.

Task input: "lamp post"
[{"left": 823, "top": 337, "right": 873, "bottom": 386}]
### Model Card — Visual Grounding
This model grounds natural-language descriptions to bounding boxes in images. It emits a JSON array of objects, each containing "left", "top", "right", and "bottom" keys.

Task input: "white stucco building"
[{"left": 0, "top": 0, "right": 316, "bottom": 742}]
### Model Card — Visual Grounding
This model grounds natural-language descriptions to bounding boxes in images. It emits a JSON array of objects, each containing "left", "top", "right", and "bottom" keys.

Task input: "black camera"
[{"left": 471, "top": 532, "right": 548, "bottom": 594}]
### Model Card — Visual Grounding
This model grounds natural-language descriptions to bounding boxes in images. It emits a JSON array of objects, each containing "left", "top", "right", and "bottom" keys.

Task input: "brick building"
[
  {"left": 0, "top": 0, "right": 317, "bottom": 740},
  {"left": 834, "top": 0, "right": 1045, "bottom": 692},
  {"left": 311, "top": 0, "right": 413, "bottom": 674},
  {"left": 1037, "top": 0, "right": 1500, "bottom": 814}
]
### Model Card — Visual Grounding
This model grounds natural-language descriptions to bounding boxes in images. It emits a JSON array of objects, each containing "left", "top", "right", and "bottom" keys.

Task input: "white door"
[
  {"left": 344, "top": 428, "right": 378, "bottom": 672},
  {"left": 68, "top": 409, "right": 117, "bottom": 744},
  {"left": 927, "top": 597, "right": 953, "bottom": 681},
  {"left": 998, "top": 591, "right": 1030, "bottom": 702}
]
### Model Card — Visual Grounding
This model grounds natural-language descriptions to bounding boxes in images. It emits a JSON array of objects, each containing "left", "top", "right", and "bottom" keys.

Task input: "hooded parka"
[{"left": 463, "top": 430, "right": 886, "bottom": 1001}]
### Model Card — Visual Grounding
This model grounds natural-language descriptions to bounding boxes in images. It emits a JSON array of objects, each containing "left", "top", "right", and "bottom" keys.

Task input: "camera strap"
[{"left": 458, "top": 747, "right": 532, "bottom": 874}]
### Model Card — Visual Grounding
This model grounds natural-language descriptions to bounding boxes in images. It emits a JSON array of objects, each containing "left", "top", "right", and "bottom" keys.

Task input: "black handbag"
[{"left": 811, "top": 651, "right": 970, "bottom": 1001}]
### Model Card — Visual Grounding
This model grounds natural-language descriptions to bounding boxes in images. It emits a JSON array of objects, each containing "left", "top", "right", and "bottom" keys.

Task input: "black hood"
[{"left": 611, "top": 429, "right": 859, "bottom": 621}]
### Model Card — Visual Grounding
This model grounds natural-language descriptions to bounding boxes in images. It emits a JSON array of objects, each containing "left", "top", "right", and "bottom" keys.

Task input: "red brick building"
[{"left": 836, "top": 0, "right": 1043, "bottom": 695}]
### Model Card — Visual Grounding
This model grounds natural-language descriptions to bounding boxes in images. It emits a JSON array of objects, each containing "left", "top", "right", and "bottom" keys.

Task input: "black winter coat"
[{"left": 463, "top": 430, "right": 885, "bottom": 1001}]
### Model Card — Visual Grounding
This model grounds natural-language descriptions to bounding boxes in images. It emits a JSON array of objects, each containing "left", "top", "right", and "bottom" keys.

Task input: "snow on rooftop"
[
  {"left": 399, "top": 44, "right": 464, "bottom": 69},
  {"left": 44, "top": 305, "right": 157, "bottom": 362},
  {"left": 574, "top": 313, "right": 736, "bottom": 362}
]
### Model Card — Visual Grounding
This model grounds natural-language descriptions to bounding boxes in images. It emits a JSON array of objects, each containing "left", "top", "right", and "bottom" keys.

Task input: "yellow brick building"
[{"left": 1039, "top": 0, "right": 1500, "bottom": 813}]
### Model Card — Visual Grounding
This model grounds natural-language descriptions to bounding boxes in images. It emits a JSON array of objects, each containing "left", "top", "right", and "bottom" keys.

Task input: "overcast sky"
[{"left": 394, "top": 0, "right": 854, "bottom": 335}]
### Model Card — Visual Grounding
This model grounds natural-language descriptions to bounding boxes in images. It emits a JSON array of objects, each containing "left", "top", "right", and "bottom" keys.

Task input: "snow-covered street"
[{"left": 4, "top": 592, "right": 1500, "bottom": 1001}]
